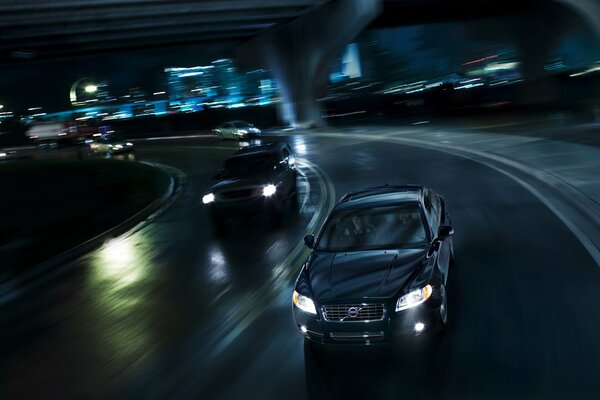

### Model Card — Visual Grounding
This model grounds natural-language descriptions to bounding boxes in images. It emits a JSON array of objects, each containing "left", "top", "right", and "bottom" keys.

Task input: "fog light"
[
  {"left": 300, "top": 325, "right": 308, "bottom": 333},
  {"left": 414, "top": 322, "right": 425, "bottom": 332}
]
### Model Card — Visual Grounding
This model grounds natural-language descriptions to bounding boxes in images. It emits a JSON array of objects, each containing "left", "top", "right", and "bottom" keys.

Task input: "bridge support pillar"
[{"left": 237, "top": 0, "right": 381, "bottom": 128}]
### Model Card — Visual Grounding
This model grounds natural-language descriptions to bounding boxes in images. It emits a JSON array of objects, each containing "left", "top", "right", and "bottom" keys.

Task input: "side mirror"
[
  {"left": 426, "top": 240, "right": 440, "bottom": 258},
  {"left": 304, "top": 234, "right": 315, "bottom": 249},
  {"left": 437, "top": 225, "right": 454, "bottom": 240}
]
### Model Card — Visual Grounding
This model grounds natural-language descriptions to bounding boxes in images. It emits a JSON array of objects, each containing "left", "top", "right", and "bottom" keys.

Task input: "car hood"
[
  {"left": 209, "top": 175, "right": 273, "bottom": 193},
  {"left": 307, "top": 248, "right": 427, "bottom": 303}
]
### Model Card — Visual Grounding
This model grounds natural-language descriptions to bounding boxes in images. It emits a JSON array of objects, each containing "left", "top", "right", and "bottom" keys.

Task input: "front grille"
[
  {"left": 322, "top": 304, "right": 385, "bottom": 322},
  {"left": 221, "top": 189, "right": 256, "bottom": 199},
  {"left": 330, "top": 332, "right": 385, "bottom": 341}
]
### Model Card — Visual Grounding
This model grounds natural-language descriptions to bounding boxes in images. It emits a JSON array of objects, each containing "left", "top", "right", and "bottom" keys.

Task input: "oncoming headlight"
[
  {"left": 293, "top": 290, "right": 317, "bottom": 314},
  {"left": 396, "top": 285, "right": 433, "bottom": 312}
]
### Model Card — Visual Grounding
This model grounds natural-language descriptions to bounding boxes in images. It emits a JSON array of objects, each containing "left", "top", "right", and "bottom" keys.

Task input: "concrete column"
[
  {"left": 556, "top": 0, "right": 600, "bottom": 120},
  {"left": 556, "top": 0, "right": 600, "bottom": 41},
  {"left": 237, "top": 0, "right": 381, "bottom": 127}
]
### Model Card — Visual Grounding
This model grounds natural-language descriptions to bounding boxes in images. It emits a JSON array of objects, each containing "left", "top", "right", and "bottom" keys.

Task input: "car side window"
[
  {"left": 430, "top": 192, "right": 441, "bottom": 231},
  {"left": 423, "top": 191, "right": 439, "bottom": 233},
  {"left": 432, "top": 194, "right": 443, "bottom": 223}
]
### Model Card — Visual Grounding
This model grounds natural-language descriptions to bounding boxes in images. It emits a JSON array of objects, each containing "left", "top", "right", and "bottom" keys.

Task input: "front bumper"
[
  {"left": 293, "top": 298, "right": 443, "bottom": 345},
  {"left": 207, "top": 195, "right": 281, "bottom": 219}
]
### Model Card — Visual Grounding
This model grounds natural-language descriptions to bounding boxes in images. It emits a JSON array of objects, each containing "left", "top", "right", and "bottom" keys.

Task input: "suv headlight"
[
  {"left": 263, "top": 184, "right": 276, "bottom": 197},
  {"left": 396, "top": 285, "right": 432, "bottom": 311},
  {"left": 202, "top": 193, "right": 215, "bottom": 204},
  {"left": 293, "top": 290, "right": 317, "bottom": 314}
]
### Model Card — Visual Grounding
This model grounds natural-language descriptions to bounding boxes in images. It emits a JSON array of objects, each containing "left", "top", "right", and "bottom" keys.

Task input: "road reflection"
[
  {"left": 303, "top": 337, "right": 444, "bottom": 400},
  {"left": 85, "top": 235, "right": 157, "bottom": 375},
  {"left": 94, "top": 237, "right": 146, "bottom": 291},
  {"left": 207, "top": 244, "right": 230, "bottom": 285}
]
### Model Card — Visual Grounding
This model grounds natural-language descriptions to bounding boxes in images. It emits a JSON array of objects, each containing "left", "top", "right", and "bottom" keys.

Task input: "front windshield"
[
  {"left": 220, "top": 155, "right": 276, "bottom": 178},
  {"left": 316, "top": 205, "right": 428, "bottom": 252}
]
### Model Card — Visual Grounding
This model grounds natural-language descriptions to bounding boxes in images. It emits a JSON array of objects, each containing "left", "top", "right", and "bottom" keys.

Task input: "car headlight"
[
  {"left": 235, "top": 129, "right": 248, "bottom": 135},
  {"left": 0, "top": 152, "right": 6, "bottom": 157},
  {"left": 202, "top": 193, "right": 215, "bottom": 204},
  {"left": 395, "top": 285, "right": 433, "bottom": 311},
  {"left": 293, "top": 290, "right": 317, "bottom": 314},
  {"left": 262, "top": 184, "right": 276, "bottom": 197},
  {"left": 126, "top": 142, "right": 133, "bottom": 146}
]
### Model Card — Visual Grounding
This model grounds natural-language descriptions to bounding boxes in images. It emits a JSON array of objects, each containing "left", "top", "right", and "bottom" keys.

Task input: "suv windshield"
[
  {"left": 221, "top": 154, "right": 276, "bottom": 178},
  {"left": 316, "top": 205, "right": 428, "bottom": 252}
]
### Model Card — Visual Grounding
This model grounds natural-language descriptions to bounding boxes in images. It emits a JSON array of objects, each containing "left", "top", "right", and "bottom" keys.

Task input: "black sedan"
[
  {"left": 202, "top": 141, "right": 297, "bottom": 228},
  {"left": 293, "top": 185, "right": 454, "bottom": 344}
]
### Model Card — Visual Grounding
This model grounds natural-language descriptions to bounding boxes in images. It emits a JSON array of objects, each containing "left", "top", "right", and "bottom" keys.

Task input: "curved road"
[{"left": 1, "top": 131, "right": 599, "bottom": 399}]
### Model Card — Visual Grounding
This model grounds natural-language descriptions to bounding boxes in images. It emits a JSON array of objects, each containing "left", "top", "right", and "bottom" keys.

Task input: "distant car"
[
  {"left": 89, "top": 135, "right": 134, "bottom": 154},
  {"left": 202, "top": 141, "right": 297, "bottom": 227},
  {"left": 214, "top": 121, "right": 261, "bottom": 140},
  {"left": 293, "top": 185, "right": 454, "bottom": 344},
  {"left": 0, "top": 148, "right": 20, "bottom": 161}
]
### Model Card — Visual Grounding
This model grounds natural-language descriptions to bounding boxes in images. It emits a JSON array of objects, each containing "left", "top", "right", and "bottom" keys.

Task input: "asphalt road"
[{"left": 1, "top": 131, "right": 599, "bottom": 399}]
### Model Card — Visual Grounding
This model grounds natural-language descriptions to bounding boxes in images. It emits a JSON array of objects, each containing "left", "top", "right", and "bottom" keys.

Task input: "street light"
[
  {"left": 84, "top": 84, "right": 98, "bottom": 94},
  {"left": 70, "top": 77, "right": 99, "bottom": 105}
]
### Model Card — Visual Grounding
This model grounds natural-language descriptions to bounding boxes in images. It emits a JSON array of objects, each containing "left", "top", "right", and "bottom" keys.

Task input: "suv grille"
[
  {"left": 322, "top": 304, "right": 385, "bottom": 322},
  {"left": 221, "top": 189, "right": 256, "bottom": 199}
]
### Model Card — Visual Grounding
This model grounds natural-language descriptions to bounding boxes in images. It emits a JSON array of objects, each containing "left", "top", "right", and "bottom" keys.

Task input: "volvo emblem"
[{"left": 347, "top": 307, "right": 359, "bottom": 318}]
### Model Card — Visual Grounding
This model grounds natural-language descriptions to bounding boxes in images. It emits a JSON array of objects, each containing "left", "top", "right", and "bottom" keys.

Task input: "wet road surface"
[{"left": 1, "top": 131, "right": 599, "bottom": 399}]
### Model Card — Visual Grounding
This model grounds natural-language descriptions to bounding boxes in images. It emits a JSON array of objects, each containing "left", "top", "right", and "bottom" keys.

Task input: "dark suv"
[
  {"left": 293, "top": 185, "right": 454, "bottom": 344},
  {"left": 203, "top": 141, "right": 298, "bottom": 227}
]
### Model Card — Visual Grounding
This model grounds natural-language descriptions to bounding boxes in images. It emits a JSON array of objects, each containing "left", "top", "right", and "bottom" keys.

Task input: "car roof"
[
  {"left": 231, "top": 141, "right": 288, "bottom": 158},
  {"left": 334, "top": 185, "right": 425, "bottom": 210}
]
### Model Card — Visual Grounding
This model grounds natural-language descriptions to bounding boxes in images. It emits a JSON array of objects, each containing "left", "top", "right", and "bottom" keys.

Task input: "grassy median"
[{"left": 0, "top": 159, "right": 171, "bottom": 275}]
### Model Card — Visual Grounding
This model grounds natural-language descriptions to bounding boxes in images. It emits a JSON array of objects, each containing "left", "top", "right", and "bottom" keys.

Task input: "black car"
[
  {"left": 203, "top": 141, "right": 298, "bottom": 226},
  {"left": 293, "top": 185, "right": 454, "bottom": 344}
]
